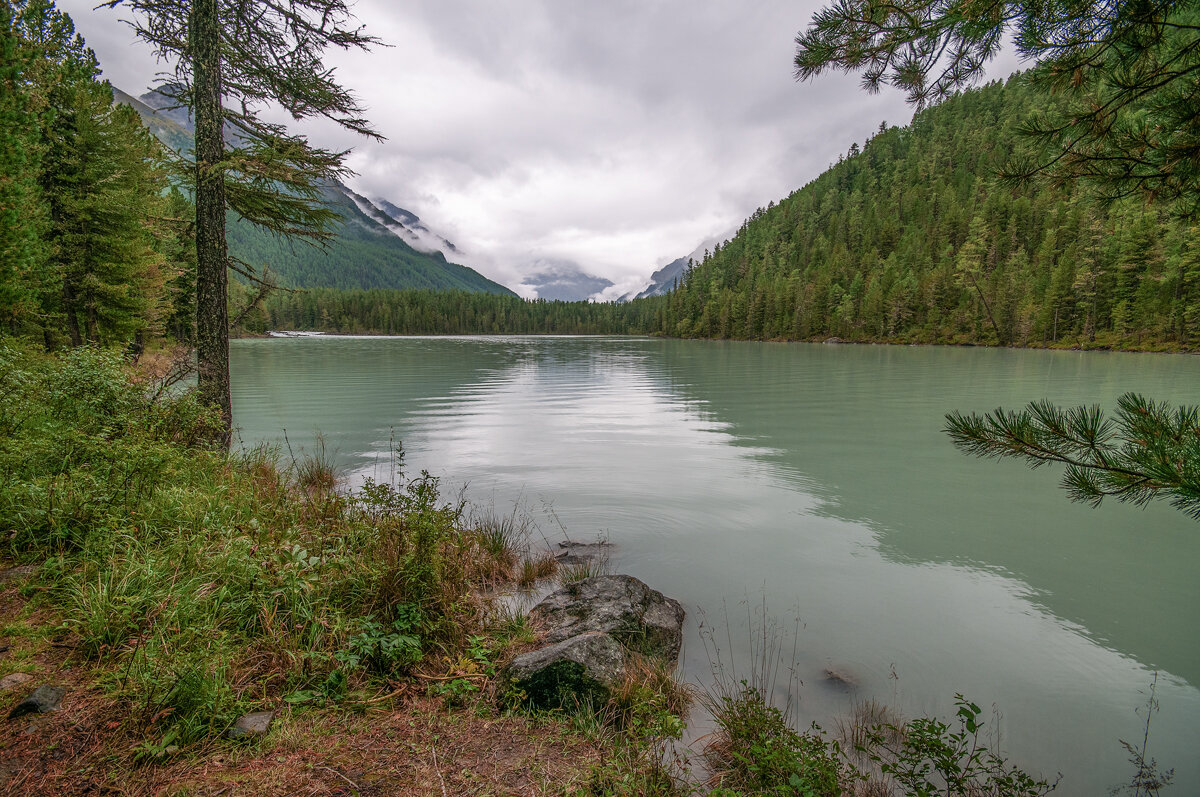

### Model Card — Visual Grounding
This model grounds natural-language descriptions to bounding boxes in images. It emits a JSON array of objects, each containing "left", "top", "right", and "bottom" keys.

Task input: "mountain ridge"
[{"left": 113, "top": 87, "right": 515, "bottom": 296}]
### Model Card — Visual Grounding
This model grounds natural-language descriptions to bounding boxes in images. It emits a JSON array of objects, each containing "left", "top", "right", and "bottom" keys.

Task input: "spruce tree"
[
  {"left": 0, "top": 4, "right": 46, "bottom": 333},
  {"left": 100, "top": 0, "right": 381, "bottom": 444}
]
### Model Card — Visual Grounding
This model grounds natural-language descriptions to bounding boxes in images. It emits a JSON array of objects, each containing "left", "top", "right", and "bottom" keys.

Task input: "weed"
[
  {"left": 518, "top": 552, "right": 560, "bottom": 587},
  {"left": 703, "top": 682, "right": 845, "bottom": 796},
  {"left": 472, "top": 504, "right": 528, "bottom": 573},
  {"left": 336, "top": 609, "right": 424, "bottom": 675},
  {"left": 1110, "top": 673, "right": 1174, "bottom": 796},
  {"left": 559, "top": 558, "right": 611, "bottom": 585},
  {"left": 861, "top": 695, "right": 1058, "bottom": 797},
  {"left": 291, "top": 434, "right": 339, "bottom": 495}
]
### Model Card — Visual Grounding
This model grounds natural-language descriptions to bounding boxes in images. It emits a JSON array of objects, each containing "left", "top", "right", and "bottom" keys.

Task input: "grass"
[
  {"left": 0, "top": 342, "right": 537, "bottom": 756},
  {"left": 518, "top": 551, "right": 559, "bottom": 587},
  {"left": 559, "top": 556, "right": 611, "bottom": 585}
]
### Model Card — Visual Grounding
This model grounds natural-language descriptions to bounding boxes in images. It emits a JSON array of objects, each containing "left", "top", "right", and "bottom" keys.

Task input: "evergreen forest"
[{"left": 651, "top": 74, "right": 1200, "bottom": 349}]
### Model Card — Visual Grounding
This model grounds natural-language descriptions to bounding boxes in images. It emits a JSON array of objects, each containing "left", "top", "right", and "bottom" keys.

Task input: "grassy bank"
[{"left": 0, "top": 342, "right": 623, "bottom": 793}]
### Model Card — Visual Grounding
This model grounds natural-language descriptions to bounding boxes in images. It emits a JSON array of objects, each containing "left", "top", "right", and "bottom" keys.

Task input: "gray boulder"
[
  {"left": 8, "top": 685, "right": 65, "bottom": 718},
  {"left": 505, "top": 631, "right": 628, "bottom": 710},
  {"left": 531, "top": 574, "right": 685, "bottom": 661},
  {"left": 225, "top": 709, "right": 275, "bottom": 739}
]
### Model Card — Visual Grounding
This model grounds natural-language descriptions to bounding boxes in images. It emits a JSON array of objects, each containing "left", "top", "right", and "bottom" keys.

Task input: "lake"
[{"left": 231, "top": 335, "right": 1200, "bottom": 794}]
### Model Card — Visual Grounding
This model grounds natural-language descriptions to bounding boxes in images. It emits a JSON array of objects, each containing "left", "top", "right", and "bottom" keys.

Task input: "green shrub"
[
  {"left": 336, "top": 608, "right": 424, "bottom": 675},
  {"left": 705, "top": 683, "right": 844, "bottom": 797},
  {"left": 862, "top": 695, "right": 1058, "bottom": 797}
]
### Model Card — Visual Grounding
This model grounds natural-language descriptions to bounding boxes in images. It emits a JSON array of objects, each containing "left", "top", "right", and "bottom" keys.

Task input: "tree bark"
[
  {"left": 62, "top": 279, "right": 82, "bottom": 347},
  {"left": 191, "top": 0, "right": 231, "bottom": 446}
]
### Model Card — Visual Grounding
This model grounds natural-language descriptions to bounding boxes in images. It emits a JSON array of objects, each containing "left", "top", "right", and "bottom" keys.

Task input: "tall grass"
[{"left": 0, "top": 342, "right": 532, "bottom": 748}]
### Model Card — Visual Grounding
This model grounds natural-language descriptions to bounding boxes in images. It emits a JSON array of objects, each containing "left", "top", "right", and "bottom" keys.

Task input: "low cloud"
[{"left": 60, "top": 0, "right": 1020, "bottom": 293}]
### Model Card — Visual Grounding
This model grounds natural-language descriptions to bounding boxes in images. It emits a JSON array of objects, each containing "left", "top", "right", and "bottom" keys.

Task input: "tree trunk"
[
  {"left": 62, "top": 279, "right": 82, "bottom": 347},
  {"left": 191, "top": 0, "right": 231, "bottom": 446}
]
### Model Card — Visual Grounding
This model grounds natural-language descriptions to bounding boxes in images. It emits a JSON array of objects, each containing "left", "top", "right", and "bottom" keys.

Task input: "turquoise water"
[{"left": 232, "top": 336, "right": 1200, "bottom": 794}]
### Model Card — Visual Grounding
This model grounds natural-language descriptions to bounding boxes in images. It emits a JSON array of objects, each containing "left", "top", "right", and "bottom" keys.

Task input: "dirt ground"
[{"left": 0, "top": 574, "right": 604, "bottom": 797}]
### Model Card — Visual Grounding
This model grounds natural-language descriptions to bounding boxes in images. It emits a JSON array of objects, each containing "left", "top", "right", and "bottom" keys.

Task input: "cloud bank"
[{"left": 58, "top": 0, "right": 1020, "bottom": 295}]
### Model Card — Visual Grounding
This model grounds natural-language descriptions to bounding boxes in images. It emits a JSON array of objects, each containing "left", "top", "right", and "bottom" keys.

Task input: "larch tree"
[{"left": 100, "top": 0, "right": 381, "bottom": 445}]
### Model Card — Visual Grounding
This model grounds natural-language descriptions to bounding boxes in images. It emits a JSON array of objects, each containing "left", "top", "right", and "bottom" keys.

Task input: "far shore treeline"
[{"left": 256, "top": 77, "right": 1200, "bottom": 351}]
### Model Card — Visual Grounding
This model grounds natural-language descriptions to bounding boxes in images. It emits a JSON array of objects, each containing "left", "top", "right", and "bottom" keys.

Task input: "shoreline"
[{"left": 251, "top": 327, "right": 1198, "bottom": 354}]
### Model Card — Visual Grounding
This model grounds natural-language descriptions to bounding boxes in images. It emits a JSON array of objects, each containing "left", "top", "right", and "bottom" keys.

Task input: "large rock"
[
  {"left": 505, "top": 631, "right": 628, "bottom": 710},
  {"left": 531, "top": 575, "right": 685, "bottom": 661},
  {"left": 8, "top": 685, "right": 65, "bottom": 719}
]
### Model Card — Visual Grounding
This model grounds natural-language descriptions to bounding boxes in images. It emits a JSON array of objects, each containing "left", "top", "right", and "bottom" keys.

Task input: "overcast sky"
[{"left": 58, "top": 0, "right": 1019, "bottom": 297}]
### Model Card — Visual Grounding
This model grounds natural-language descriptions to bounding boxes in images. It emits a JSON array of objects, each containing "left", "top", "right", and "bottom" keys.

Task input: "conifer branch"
[{"left": 946, "top": 393, "right": 1200, "bottom": 518}]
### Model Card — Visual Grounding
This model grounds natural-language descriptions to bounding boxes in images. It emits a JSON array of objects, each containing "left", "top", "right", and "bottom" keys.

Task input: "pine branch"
[{"left": 946, "top": 393, "right": 1200, "bottom": 518}]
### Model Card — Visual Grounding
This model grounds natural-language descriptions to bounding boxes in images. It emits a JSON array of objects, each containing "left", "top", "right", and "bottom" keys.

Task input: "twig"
[
  {"left": 320, "top": 765, "right": 360, "bottom": 793},
  {"left": 364, "top": 684, "right": 409, "bottom": 703},
  {"left": 431, "top": 745, "right": 448, "bottom": 797},
  {"left": 412, "top": 672, "right": 487, "bottom": 682}
]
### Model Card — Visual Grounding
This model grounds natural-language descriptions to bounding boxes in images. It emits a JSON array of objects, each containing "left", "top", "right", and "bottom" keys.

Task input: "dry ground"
[{"left": 0, "top": 574, "right": 605, "bottom": 797}]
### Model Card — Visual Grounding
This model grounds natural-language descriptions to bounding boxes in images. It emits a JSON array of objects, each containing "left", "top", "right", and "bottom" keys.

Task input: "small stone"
[
  {"left": 8, "top": 685, "right": 65, "bottom": 718},
  {"left": 225, "top": 710, "right": 275, "bottom": 739},
  {"left": 0, "top": 673, "right": 34, "bottom": 691}
]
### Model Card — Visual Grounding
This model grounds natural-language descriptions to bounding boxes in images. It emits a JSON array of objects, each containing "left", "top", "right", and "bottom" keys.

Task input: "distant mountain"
[
  {"left": 632, "top": 257, "right": 688, "bottom": 300},
  {"left": 519, "top": 260, "right": 614, "bottom": 301},
  {"left": 625, "top": 230, "right": 737, "bottom": 300},
  {"left": 113, "top": 87, "right": 515, "bottom": 296},
  {"left": 111, "top": 87, "right": 193, "bottom": 154}
]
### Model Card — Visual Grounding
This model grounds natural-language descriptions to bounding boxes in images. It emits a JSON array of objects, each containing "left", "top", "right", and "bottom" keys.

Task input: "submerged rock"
[
  {"left": 8, "top": 685, "right": 65, "bottom": 718},
  {"left": 531, "top": 574, "right": 685, "bottom": 661},
  {"left": 505, "top": 631, "right": 628, "bottom": 710},
  {"left": 225, "top": 710, "right": 275, "bottom": 739},
  {"left": 555, "top": 539, "right": 613, "bottom": 566},
  {"left": 822, "top": 667, "right": 857, "bottom": 689}
]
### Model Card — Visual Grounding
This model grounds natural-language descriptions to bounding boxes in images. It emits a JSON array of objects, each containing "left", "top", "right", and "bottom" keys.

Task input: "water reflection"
[{"left": 231, "top": 336, "right": 1200, "bottom": 796}]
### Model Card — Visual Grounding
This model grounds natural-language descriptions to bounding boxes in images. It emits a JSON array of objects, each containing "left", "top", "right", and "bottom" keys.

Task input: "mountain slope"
[
  {"left": 625, "top": 230, "right": 737, "bottom": 301},
  {"left": 645, "top": 74, "right": 1197, "bottom": 349},
  {"left": 114, "top": 88, "right": 515, "bottom": 296}
]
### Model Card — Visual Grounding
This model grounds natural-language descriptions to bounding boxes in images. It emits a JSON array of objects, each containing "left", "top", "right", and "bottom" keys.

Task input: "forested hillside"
[
  {"left": 113, "top": 88, "right": 515, "bottom": 297},
  {"left": 224, "top": 185, "right": 514, "bottom": 294},
  {"left": 648, "top": 75, "right": 1199, "bottom": 349}
]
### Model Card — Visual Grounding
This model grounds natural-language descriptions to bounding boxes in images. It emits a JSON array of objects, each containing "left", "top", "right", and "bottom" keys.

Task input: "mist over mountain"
[
  {"left": 519, "top": 260, "right": 614, "bottom": 301},
  {"left": 624, "top": 229, "right": 737, "bottom": 300},
  {"left": 113, "top": 87, "right": 514, "bottom": 296}
]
